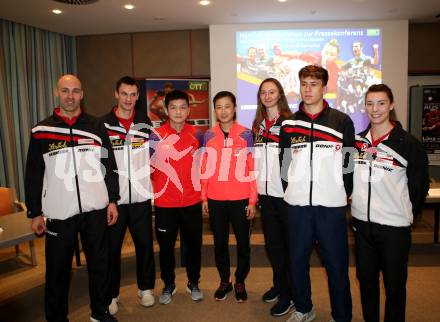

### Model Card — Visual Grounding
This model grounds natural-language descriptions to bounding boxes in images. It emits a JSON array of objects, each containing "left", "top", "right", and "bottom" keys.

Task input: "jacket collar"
[
  {"left": 106, "top": 106, "right": 146, "bottom": 126},
  {"left": 163, "top": 121, "right": 191, "bottom": 134},
  {"left": 358, "top": 121, "right": 404, "bottom": 144},
  {"left": 297, "top": 100, "right": 330, "bottom": 121},
  {"left": 213, "top": 121, "right": 240, "bottom": 136},
  {"left": 52, "top": 107, "right": 87, "bottom": 126}
]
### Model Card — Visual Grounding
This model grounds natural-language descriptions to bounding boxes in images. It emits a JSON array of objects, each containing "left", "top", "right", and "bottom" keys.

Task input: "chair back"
[{"left": 0, "top": 187, "right": 16, "bottom": 215}]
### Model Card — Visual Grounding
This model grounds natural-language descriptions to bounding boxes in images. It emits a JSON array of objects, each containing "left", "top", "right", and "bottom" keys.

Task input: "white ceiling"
[{"left": 0, "top": 0, "right": 439, "bottom": 36}]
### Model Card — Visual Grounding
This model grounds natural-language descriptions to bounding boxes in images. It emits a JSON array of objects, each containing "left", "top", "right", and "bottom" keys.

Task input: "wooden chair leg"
[{"left": 29, "top": 240, "right": 37, "bottom": 266}]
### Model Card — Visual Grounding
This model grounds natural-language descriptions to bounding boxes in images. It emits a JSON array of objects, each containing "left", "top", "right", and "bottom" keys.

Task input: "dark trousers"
[
  {"left": 287, "top": 205, "right": 352, "bottom": 322},
  {"left": 155, "top": 203, "right": 203, "bottom": 285},
  {"left": 353, "top": 218, "right": 411, "bottom": 322},
  {"left": 260, "top": 195, "right": 291, "bottom": 300},
  {"left": 45, "top": 209, "right": 110, "bottom": 322},
  {"left": 208, "top": 199, "right": 251, "bottom": 283},
  {"left": 108, "top": 200, "right": 155, "bottom": 299}
]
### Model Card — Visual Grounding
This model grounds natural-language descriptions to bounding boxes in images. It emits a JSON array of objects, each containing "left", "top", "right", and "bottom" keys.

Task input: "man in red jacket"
[{"left": 150, "top": 90, "right": 204, "bottom": 305}]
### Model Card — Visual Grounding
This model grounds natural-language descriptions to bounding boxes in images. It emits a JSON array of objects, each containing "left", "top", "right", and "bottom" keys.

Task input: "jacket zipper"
[
  {"left": 309, "top": 121, "right": 315, "bottom": 206},
  {"left": 367, "top": 164, "right": 372, "bottom": 223},
  {"left": 70, "top": 127, "right": 82, "bottom": 213},
  {"left": 127, "top": 130, "right": 132, "bottom": 204},
  {"left": 264, "top": 125, "right": 269, "bottom": 196}
]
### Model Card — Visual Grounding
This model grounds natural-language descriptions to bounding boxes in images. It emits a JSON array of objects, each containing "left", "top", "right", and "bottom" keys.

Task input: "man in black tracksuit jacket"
[
  {"left": 25, "top": 75, "right": 119, "bottom": 322},
  {"left": 279, "top": 66, "right": 354, "bottom": 322},
  {"left": 101, "top": 76, "right": 156, "bottom": 314}
]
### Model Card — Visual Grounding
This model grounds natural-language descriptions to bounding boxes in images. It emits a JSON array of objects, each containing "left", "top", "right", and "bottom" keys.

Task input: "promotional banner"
[
  {"left": 145, "top": 79, "right": 210, "bottom": 131},
  {"left": 236, "top": 28, "right": 382, "bottom": 132},
  {"left": 422, "top": 87, "right": 440, "bottom": 165}
]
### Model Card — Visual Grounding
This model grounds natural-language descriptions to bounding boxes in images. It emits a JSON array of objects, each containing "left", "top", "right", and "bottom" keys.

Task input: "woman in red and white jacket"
[
  {"left": 201, "top": 91, "right": 257, "bottom": 303},
  {"left": 252, "top": 78, "right": 293, "bottom": 316},
  {"left": 351, "top": 84, "right": 429, "bottom": 322}
]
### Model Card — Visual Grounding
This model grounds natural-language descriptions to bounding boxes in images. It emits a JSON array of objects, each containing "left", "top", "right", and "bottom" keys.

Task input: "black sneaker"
[
  {"left": 90, "top": 311, "right": 118, "bottom": 322},
  {"left": 234, "top": 282, "right": 248, "bottom": 303},
  {"left": 262, "top": 286, "right": 279, "bottom": 303},
  {"left": 214, "top": 281, "right": 233, "bottom": 301},
  {"left": 270, "top": 298, "right": 294, "bottom": 316}
]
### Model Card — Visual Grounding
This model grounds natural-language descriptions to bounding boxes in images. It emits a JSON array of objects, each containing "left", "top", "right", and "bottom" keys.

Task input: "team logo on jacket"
[
  {"left": 110, "top": 134, "right": 123, "bottom": 147},
  {"left": 48, "top": 141, "right": 67, "bottom": 152},
  {"left": 291, "top": 136, "right": 306, "bottom": 145},
  {"left": 130, "top": 137, "right": 145, "bottom": 148}
]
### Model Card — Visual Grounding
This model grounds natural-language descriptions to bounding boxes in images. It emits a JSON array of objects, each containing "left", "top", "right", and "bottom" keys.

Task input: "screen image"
[{"left": 236, "top": 28, "right": 382, "bottom": 132}]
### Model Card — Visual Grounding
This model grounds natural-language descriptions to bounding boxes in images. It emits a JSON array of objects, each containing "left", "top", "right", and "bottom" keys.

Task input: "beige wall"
[{"left": 76, "top": 29, "right": 210, "bottom": 116}]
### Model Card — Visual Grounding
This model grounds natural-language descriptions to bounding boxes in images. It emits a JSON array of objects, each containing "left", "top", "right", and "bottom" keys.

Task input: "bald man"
[{"left": 25, "top": 74, "right": 120, "bottom": 322}]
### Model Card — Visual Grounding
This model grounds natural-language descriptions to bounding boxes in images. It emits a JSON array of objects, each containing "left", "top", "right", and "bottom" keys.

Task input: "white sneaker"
[
  {"left": 108, "top": 296, "right": 119, "bottom": 315},
  {"left": 186, "top": 282, "right": 204, "bottom": 301},
  {"left": 287, "top": 308, "right": 316, "bottom": 322},
  {"left": 138, "top": 289, "right": 155, "bottom": 307}
]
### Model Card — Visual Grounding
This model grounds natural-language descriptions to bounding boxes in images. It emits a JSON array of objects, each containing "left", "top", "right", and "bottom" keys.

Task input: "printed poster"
[
  {"left": 145, "top": 79, "right": 210, "bottom": 131},
  {"left": 422, "top": 87, "right": 440, "bottom": 165}
]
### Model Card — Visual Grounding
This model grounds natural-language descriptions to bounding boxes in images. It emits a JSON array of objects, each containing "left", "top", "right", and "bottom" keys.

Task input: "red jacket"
[
  {"left": 150, "top": 122, "right": 203, "bottom": 208},
  {"left": 201, "top": 122, "right": 258, "bottom": 205}
]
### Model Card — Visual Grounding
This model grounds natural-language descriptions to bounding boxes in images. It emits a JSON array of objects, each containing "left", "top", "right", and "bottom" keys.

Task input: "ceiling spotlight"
[
  {"left": 124, "top": 4, "right": 134, "bottom": 10},
  {"left": 52, "top": 9, "right": 63, "bottom": 14},
  {"left": 278, "top": 0, "right": 288, "bottom": 2},
  {"left": 199, "top": 0, "right": 211, "bottom": 6}
]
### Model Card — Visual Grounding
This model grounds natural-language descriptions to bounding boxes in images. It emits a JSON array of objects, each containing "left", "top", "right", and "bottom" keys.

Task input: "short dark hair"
[
  {"left": 165, "top": 90, "right": 189, "bottom": 108},
  {"left": 213, "top": 91, "right": 237, "bottom": 120},
  {"left": 213, "top": 91, "right": 236, "bottom": 107},
  {"left": 365, "top": 84, "right": 394, "bottom": 103},
  {"left": 116, "top": 76, "right": 139, "bottom": 93},
  {"left": 298, "top": 65, "right": 329, "bottom": 86}
]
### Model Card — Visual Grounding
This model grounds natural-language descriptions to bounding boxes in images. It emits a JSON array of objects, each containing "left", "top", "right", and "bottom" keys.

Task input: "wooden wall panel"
[
  {"left": 190, "top": 29, "right": 210, "bottom": 76},
  {"left": 76, "top": 34, "right": 133, "bottom": 116},
  {"left": 408, "top": 23, "right": 440, "bottom": 74},
  {"left": 132, "top": 31, "right": 191, "bottom": 78}
]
